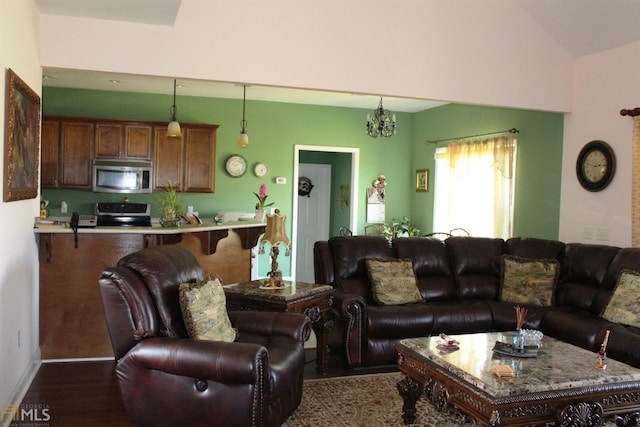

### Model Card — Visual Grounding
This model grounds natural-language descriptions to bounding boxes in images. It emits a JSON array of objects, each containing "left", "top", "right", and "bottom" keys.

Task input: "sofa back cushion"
[
  {"left": 329, "top": 236, "right": 394, "bottom": 302},
  {"left": 446, "top": 237, "right": 504, "bottom": 299},
  {"left": 556, "top": 243, "right": 620, "bottom": 312},
  {"left": 393, "top": 237, "right": 456, "bottom": 300},
  {"left": 505, "top": 237, "right": 565, "bottom": 260}
]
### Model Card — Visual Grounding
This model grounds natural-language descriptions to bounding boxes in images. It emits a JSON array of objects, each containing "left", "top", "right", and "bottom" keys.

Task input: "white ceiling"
[{"left": 35, "top": 0, "right": 640, "bottom": 112}]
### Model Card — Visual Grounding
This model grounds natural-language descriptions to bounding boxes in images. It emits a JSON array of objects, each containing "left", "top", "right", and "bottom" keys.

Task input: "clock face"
[
  {"left": 576, "top": 140, "right": 615, "bottom": 192},
  {"left": 254, "top": 163, "right": 269, "bottom": 178},
  {"left": 225, "top": 155, "right": 247, "bottom": 177}
]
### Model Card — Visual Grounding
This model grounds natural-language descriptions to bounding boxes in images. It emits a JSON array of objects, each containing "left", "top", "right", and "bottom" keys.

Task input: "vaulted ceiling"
[{"left": 35, "top": 0, "right": 640, "bottom": 112}]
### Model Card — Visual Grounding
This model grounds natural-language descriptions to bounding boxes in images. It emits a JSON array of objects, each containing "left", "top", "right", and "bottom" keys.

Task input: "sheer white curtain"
[{"left": 433, "top": 134, "right": 517, "bottom": 238}]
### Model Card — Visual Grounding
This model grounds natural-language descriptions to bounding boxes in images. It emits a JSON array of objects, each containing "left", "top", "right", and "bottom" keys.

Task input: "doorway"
[{"left": 291, "top": 145, "right": 359, "bottom": 281}]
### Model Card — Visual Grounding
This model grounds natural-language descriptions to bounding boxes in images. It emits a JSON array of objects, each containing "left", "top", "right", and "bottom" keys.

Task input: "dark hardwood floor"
[{"left": 16, "top": 350, "right": 396, "bottom": 427}]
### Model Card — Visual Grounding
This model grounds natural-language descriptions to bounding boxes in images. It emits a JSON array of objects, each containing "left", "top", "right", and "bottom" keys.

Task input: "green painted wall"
[
  {"left": 410, "top": 104, "right": 564, "bottom": 239},
  {"left": 42, "top": 88, "right": 564, "bottom": 276}
]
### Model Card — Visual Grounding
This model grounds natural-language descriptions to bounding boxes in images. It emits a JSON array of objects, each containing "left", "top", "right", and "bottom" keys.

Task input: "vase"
[
  {"left": 255, "top": 209, "right": 266, "bottom": 222},
  {"left": 512, "top": 328, "right": 525, "bottom": 353}
]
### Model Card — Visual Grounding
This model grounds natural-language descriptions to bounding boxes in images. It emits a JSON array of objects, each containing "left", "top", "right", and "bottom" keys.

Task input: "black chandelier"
[{"left": 366, "top": 97, "right": 396, "bottom": 138}]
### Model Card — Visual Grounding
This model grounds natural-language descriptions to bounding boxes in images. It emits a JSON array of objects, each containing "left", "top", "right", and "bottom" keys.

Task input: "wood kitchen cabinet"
[
  {"left": 41, "top": 120, "right": 60, "bottom": 188},
  {"left": 154, "top": 124, "right": 217, "bottom": 192},
  {"left": 153, "top": 126, "right": 184, "bottom": 190},
  {"left": 60, "top": 121, "right": 94, "bottom": 189},
  {"left": 95, "top": 122, "right": 152, "bottom": 160},
  {"left": 41, "top": 116, "right": 217, "bottom": 193}
]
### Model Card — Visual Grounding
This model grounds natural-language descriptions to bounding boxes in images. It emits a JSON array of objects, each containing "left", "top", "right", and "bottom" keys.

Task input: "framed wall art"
[
  {"left": 3, "top": 68, "right": 41, "bottom": 202},
  {"left": 415, "top": 169, "right": 429, "bottom": 192}
]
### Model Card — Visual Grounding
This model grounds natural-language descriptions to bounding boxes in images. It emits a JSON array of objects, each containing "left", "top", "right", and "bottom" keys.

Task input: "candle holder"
[{"left": 595, "top": 330, "right": 610, "bottom": 370}]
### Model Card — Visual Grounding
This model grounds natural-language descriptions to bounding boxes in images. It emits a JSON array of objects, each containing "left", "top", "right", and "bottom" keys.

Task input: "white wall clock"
[
  {"left": 254, "top": 162, "right": 270, "bottom": 178},
  {"left": 225, "top": 154, "right": 248, "bottom": 177}
]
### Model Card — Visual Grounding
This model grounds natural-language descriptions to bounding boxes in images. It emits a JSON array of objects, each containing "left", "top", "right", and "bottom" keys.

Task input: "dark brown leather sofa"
[
  {"left": 98, "top": 245, "right": 312, "bottom": 427},
  {"left": 313, "top": 235, "right": 640, "bottom": 368}
]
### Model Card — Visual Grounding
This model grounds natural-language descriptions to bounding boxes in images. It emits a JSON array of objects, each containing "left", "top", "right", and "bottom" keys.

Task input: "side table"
[{"left": 223, "top": 280, "right": 334, "bottom": 373}]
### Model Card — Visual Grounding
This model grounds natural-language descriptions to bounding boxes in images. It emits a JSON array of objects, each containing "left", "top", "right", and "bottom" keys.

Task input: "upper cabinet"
[
  {"left": 154, "top": 124, "right": 218, "bottom": 193},
  {"left": 95, "top": 122, "right": 152, "bottom": 160},
  {"left": 42, "top": 116, "right": 217, "bottom": 193}
]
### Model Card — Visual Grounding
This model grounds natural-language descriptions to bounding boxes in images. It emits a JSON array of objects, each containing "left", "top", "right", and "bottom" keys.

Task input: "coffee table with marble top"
[{"left": 396, "top": 332, "right": 640, "bottom": 427}]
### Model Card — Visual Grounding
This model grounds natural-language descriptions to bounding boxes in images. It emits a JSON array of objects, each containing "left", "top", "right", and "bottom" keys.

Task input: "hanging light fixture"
[
  {"left": 366, "top": 97, "right": 396, "bottom": 138},
  {"left": 167, "top": 79, "right": 182, "bottom": 138},
  {"left": 237, "top": 85, "right": 249, "bottom": 147}
]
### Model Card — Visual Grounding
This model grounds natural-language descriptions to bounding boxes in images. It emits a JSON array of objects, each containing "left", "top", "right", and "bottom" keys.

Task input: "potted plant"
[
  {"left": 158, "top": 180, "right": 183, "bottom": 227},
  {"left": 254, "top": 184, "right": 275, "bottom": 222},
  {"left": 384, "top": 216, "right": 421, "bottom": 239}
]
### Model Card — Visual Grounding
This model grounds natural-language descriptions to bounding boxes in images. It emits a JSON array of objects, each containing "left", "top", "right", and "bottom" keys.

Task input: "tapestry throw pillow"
[
  {"left": 601, "top": 269, "right": 640, "bottom": 328},
  {"left": 179, "top": 276, "right": 238, "bottom": 342},
  {"left": 500, "top": 255, "right": 559, "bottom": 306},
  {"left": 365, "top": 258, "right": 422, "bottom": 305}
]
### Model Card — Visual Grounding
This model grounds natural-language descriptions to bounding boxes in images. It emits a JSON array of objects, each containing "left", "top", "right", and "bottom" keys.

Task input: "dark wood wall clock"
[{"left": 576, "top": 140, "right": 616, "bottom": 192}]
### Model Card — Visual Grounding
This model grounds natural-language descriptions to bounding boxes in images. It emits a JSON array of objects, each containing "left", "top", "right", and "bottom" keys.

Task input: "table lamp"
[{"left": 259, "top": 209, "right": 291, "bottom": 287}]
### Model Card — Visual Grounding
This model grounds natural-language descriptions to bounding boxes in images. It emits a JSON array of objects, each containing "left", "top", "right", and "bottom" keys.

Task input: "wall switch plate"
[{"left": 275, "top": 177, "right": 286, "bottom": 184}]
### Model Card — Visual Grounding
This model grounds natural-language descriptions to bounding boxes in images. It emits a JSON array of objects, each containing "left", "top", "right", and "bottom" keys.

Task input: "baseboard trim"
[
  {"left": 42, "top": 356, "right": 114, "bottom": 363},
  {"left": 1, "top": 355, "right": 41, "bottom": 427}
]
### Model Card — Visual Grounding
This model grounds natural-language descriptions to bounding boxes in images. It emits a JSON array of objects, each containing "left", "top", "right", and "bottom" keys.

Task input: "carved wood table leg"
[
  {"left": 307, "top": 305, "right": 334, "bottom": 374},
  {"left": 617, "top": 412, "right": 640, "bottom": 427},
  {"left": 397, "top": 376, "right": 422, "bottom": 425}
]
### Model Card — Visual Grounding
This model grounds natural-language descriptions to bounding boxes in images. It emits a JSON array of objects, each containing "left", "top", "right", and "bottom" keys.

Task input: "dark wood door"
[
  {"left": 153, "top": 126, "right": 184, "bottom": 190},
  {"left": 41, "top": 120, "right": 60, "bottom": 188},
  {"left": 184, "top": 126, "right": 216, "bottom": 193},
  {"left": 60, "top": 121, "right": 94, "bottom": 189}
]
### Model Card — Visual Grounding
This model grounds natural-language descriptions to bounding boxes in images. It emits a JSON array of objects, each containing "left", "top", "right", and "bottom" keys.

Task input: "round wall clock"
[
  {"left": 254, "top": 162, "right": 270, "bottom": 178},
  {"left": 225, "top": 154, "right": 248, "bottom": 177},
  {"left": 576, "top": 140, "right": 616, "bottom": 192}
]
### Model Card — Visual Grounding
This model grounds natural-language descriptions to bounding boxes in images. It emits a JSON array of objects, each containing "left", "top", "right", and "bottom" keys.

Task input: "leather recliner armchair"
[{"left": 98, "top": 245, "right": 311, "bottom": 427}]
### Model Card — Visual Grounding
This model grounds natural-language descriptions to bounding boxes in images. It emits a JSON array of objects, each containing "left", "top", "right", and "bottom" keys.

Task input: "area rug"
[
  {"left": 283, "top": 372, "right": 475, "bottom": 427},
  {"left": 284, "top": 372, "right": 618, "bottom": 427}
]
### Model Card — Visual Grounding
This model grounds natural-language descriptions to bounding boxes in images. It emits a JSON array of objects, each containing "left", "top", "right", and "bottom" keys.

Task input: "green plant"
[
  {"left": 158, "top": 180, "right": 183, "bottom": 220},
  {"left": 384, "top": 216, "right": 421, "bottom": 239}
]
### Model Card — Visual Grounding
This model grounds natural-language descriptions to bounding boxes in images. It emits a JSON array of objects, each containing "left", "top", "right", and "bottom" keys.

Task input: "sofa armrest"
[
  {"left": 123, "top": 337, "right": 268, "bottom": 384},
  {"left": 228, "top": 311, "right": 312, "bottom": 344},
  {"left": 332, "top": 290, "right": 367, "bottom": 365}
]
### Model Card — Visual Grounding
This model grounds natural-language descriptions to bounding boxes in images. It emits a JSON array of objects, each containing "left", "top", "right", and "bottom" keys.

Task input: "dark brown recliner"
[{"left": 98, "top": 245, "right": 311, "bottom": 427}]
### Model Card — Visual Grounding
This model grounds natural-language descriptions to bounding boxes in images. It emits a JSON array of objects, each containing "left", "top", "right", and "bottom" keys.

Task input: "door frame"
[{"left": 291, "top": 145, "right": 359, "bottom": 280}]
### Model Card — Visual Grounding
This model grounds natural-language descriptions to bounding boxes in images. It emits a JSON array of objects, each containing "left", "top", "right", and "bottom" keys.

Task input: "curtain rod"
[
  {"left": 620, "top": 108, "right": 640, "bottom": 117},
  {"left": 424, "top": 127, "right": 520, "bottom": 145}
]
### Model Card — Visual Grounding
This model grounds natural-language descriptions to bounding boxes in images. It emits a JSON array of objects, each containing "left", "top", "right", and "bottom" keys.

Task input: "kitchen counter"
[
  {"left": 34, "top": 218, "right": 264, "bottom": 234},
  {"left": 36, "top": 219, "right": 266, "bottom": 360}
]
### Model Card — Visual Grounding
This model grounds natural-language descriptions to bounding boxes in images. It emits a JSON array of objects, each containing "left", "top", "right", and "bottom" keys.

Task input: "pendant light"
[
  {"left": 237, "top": 85, "right": 249, "bottom": 147},
  {"left": 167, "top": 79, "right": 182, "bottom": 138},
  {"left": 366, "top": 97, "right": 396, "bottom": 138}
]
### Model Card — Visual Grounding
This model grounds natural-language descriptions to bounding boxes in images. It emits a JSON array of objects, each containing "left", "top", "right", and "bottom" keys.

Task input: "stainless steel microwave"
[{"left": 92, "top": 160, "right": 153, "bottom": 193}]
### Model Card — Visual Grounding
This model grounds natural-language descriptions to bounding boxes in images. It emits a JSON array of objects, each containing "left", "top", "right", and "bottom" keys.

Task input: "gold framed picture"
[
  {"left": 4, "top": 68, "right": 41, "bottom": 202},
  {"left": 415, "top": 169, "right": 429, "bottom": 192}
]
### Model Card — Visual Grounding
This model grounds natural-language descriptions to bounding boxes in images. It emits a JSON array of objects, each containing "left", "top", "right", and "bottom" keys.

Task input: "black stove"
[{"left": 95, "top": 202, "right": 151, "bottom": 227}]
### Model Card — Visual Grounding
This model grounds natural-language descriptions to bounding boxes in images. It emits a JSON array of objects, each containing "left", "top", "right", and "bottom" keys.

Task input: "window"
[{"left": 433, "top": 135, "right": 517, "bottom": 238}]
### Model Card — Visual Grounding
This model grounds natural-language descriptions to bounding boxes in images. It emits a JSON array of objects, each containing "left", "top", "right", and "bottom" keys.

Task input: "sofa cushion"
[
  {"left": 365, "top": 258, "right": 422, "bottom": 305},
  {"left": 179, "top": 277, "right": 238, "bottom": 342},
  {"left": 500, "top": 255, "right": 559, "bottom": 306},
  {"left": 601, "top": 270, "right": 640, "bottom": 328}
]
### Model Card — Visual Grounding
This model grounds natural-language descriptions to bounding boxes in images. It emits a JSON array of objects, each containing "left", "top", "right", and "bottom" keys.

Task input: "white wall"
[
  {"left": 559, "top": 41, "right": 640, "bottom": 247},
  {"left": 38, "top": 0, "right": 573, "bottom": 113},
  {"left": 0, "top": 0, "right": 42, "bottom": 418}
]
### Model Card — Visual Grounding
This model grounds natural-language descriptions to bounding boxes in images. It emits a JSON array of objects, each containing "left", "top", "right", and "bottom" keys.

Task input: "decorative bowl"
[{"left": 522, "top": 329, "right": 544, "bottom": 346}]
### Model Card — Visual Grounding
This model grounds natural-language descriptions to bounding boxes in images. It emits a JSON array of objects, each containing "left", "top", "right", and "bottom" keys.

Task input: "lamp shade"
[
  {"left": 260, "top": 211, "right": 291, "bottom": 248},
  {"left": 237, "top": 131, "right": 249, "bottom": 147},
  {"left": 167, "top": 120, "right": 182, "bottom": 138}
]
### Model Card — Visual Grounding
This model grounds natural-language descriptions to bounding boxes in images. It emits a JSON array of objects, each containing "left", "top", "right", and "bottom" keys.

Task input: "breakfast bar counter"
[{"left": 35, "top": 221, "right": 266, "bottom": 360}]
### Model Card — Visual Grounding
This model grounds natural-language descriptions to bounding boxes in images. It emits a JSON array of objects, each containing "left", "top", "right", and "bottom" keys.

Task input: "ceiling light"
[
  {"left": 167, "top": 79, "right": 182, "bottom": 138},
  {"left": 237, "top": 85, "right": 249, "bottom": 147},
  {"left": 366, "top": 97, "right": 396, "bottom": 138}
]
